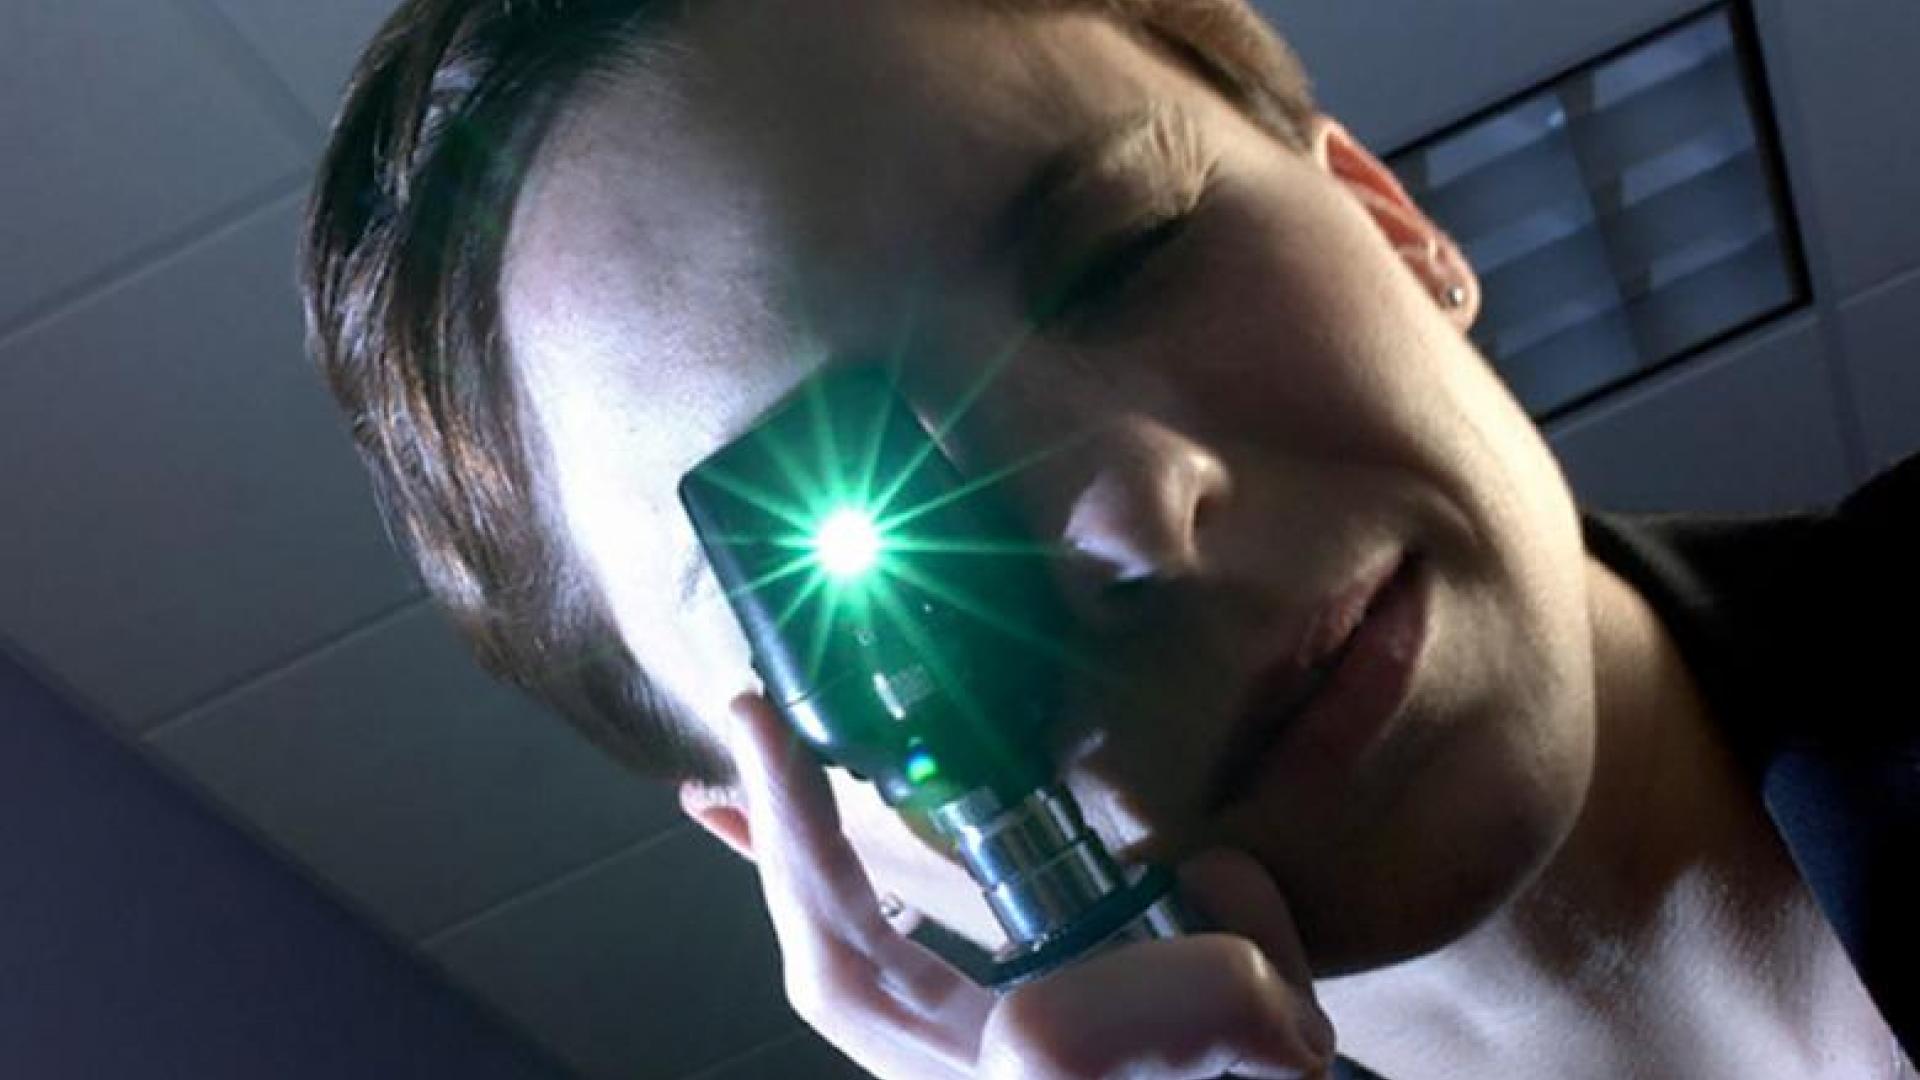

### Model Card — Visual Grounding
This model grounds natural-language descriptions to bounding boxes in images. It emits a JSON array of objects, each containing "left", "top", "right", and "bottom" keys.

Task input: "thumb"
[{"left": 1179, "top": 849, "right": 1335, "bottom": 1054}]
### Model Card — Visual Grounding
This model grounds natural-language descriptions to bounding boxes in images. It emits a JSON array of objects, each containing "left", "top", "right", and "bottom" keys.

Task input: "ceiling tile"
[
  {"left": 1753, "top": 0, "right": 1920, "bottom": 297},
  {"left": 1836, "top": 269, "right": 1920, "bottom": 474},
  {"left": 148, "top": 602, "right": 681, "bottom": 942},
  {"left": 430, "top": 828, "right": 797, "bottom": 1080},
  {"left": 1546, "top": 317, "right": 1854, "bottom": 514},
  {"left": 0, "top": 1, "right": 309, "bottom": 332},
  {"left": 0, "top": 643, "right": 572, "bottom": 1080},
  {"left": 1253, "top": 0, "right": 1698, "bottom": 151},
  {"left": 0, "top": 195, "right": 420, "bottom": 730},
  {"left": 688, "top": 1030, "right": 865, "bottom": 1080},
  {"left": 201, "top": 0, "right": 401, "bottom": 124}
]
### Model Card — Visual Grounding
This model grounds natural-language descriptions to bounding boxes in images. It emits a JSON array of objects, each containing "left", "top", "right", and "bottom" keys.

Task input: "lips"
[{"left": 1206, "top": 551, "right": 1412, "bottom": 811}]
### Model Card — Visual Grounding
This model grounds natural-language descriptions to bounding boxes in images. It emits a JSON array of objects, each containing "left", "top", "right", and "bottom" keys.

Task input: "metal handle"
[{"left": 926, "top": 783, "right": 1200, "bottom": 991}]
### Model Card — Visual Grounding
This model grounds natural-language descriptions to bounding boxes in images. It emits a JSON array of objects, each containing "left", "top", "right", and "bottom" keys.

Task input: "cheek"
[{"left": 1166, "top": 186, "right": 1450, "bottom": 474}]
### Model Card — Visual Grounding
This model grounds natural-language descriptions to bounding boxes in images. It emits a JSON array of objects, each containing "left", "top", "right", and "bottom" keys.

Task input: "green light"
[
  {"left": 905, "top": 748, "right": 940, "bottom": 785},
  {"left": 813, "top": 508, "right": 883, "bottom": 581}
]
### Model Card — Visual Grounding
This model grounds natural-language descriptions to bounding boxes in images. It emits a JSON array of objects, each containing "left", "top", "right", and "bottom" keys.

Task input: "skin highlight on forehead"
[{"left": 682, "top": 0, "right": 1243, "bottom": 344}]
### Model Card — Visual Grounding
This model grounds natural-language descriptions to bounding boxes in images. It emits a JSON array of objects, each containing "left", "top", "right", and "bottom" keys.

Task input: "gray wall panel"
[
  {"left": 1751, "top": 0, "right": 1920, "bottom": 298},
  {"left": 1547, "top": 318, "right": 1852, "bottom": 513},
  {"left": 1253, "top": 0, "right": 1699, "bottom": 151},
  {"left": 1836, "top": 268, "right": 1920, "bottom": 473}
]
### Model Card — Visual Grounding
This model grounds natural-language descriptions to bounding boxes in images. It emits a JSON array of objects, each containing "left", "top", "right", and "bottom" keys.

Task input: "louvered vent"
[{"left": 1389, "top": 6, "right": 1807, "bottom": 419}]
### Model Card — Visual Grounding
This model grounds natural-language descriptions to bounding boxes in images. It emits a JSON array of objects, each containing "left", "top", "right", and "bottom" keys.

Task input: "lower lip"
[{"left": 1261, "top": 554, "right": 1430, "bottom": 789}]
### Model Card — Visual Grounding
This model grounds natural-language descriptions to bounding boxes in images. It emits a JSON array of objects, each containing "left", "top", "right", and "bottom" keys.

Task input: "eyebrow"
[{"left": 982, "top": 102, "right": 1192, "bottom": 268}]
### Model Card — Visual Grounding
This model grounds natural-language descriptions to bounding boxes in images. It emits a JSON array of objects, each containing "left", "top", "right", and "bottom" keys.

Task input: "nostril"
[
  {"left": 1190, "top": 483, "right": 1222, "bottom": 539},
  {"left": 1101, "top": 569, "right": 1161, "bottom": 601},
  {"left": 1056, "top": 428, "right": 1229, "bottom": 610},
  {"left": 1055, "top": 540, "right": 1147, "bottom": 624},
  {"left": 1056, "top": 543, "right": 1173, "bottom": 626}
]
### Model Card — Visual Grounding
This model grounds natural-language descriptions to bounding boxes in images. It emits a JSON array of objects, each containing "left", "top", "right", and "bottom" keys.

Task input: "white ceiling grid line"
[
  {"left": 0, "top": 194, "right": 422, "bottom": 730},
  {"left": 164, "top": 0, "right": 331, "bottom": 141},
  {"left": 0, "top": 171, "right": 309, "bottom": 349},
  {"left": 0, "top": 2, "right": 312, "bottom": 329},
  {"left": 141, "top": 593, "right": 427, "bottom": 743}
]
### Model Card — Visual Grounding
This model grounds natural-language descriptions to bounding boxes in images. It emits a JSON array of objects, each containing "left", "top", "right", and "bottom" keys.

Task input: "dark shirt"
[{"left": 1338, "top": 451, "right": 1919, "bottom": 1079}]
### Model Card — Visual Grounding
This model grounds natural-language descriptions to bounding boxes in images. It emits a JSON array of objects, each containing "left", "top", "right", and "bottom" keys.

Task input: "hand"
[{"left": 727, "top": 692, "right": 1339, "bottom": 1079}]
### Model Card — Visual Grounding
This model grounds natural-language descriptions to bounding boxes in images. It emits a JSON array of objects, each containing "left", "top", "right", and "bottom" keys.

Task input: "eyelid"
[
  {"left": 1031, "top": 159, "right": 1221, "bottom": 326},
  {"left": 1021, "top": 106, "right": 1218, "bottom": 318},
  {"left": 1034, "top": 104, "right": 1212, "bottom": 249}
]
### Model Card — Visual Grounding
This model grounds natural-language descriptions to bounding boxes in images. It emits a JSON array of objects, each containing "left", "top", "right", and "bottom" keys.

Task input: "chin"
[{"left": 1285, "top": 691, "right": 1595, "bottom": 978}]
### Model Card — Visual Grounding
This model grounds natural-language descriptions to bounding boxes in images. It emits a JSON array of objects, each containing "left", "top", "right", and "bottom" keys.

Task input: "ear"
[
  {"left": 1309, "top": 117, "right": 1480, "bottom": 330},
  {"left": 679, "top": 781, "right": 755, "bottom": 863}
]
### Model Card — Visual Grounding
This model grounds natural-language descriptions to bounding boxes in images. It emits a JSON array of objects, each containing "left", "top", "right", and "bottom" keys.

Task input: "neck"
[
  {"left": 1501, "top": 555, "right": 1803, "bottom": 996},
  {"left": 1322, "top": 556, "right": 1886, "bottom": 1077}
]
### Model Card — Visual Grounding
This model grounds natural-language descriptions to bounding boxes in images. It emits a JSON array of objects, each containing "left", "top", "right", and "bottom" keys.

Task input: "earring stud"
[{"left": 1443, "top": 284, "right": 1469, "bottom": 310}]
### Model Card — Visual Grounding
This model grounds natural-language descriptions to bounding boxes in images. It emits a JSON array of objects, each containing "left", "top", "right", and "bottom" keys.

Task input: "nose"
[{"left": 1056, "top": 418, "right": 1232, "bottom": 618}]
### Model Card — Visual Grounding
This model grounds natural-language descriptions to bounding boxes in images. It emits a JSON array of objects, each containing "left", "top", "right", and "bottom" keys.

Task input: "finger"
[
  {"left": 1178, "top": 850, "right": 1315, "bottom": 986},
  {"left": 727, "top": 693, "right": 991, "bottom": 1069},
  {"left": 1180, "top": 850, "right": 1335, "bottom": 1053},
  {"left": 726, "top": 692, "right": 876, "bottom": 945},
  {"left": 729, "top": 693, "right": 971, "bottom": 994},
  {"left": 982, "top": 934, "right": 1336, "bottom": 1079}
]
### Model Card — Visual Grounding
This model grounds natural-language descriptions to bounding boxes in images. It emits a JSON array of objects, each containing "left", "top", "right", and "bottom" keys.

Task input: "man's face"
[{"left": 502, "top": 0, "right": 1598, "bottom": 974}]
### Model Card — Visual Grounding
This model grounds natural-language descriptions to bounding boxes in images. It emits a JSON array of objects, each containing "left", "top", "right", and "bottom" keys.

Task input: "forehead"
[
  {"left": 503, "top": 1, "right": 1204, "bottom": 407},
  {"left": 691, "top": 0, "right": 1167, "bottom": 307}
]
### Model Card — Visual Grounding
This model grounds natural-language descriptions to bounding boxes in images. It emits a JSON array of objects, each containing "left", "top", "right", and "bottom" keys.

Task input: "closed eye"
[
  {"left": 1036, "top": 210, "right": 1195, "bottom": 325},
  {"left": 1005, "top": 103, "right": 1220, "bottom": 332}
]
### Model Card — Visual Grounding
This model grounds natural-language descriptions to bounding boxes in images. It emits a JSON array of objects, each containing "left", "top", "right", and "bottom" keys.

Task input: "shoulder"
[
  {"left": 1764, "top": 452, "right": 1920, "bottom": 1063},
  {"left": 1581, "top": 451, "right": 1920, "bottom": 753},
  {"left": 1815, "top": 452, "right": 1920, "bottom": 727},
  {"left": 1830, "top": 450, "right": 1920, "bottom": 568}
]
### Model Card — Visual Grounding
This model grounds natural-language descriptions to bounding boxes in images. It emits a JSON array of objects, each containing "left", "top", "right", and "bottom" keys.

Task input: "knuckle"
[{"left": 1206, "top": 938, "right": 1297, "bottom": 1032}]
